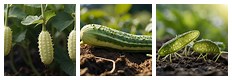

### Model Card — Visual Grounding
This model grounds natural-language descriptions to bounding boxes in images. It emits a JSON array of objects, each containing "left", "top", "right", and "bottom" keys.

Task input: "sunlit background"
[
  {"left": 80, "top": 4, "right": 152, "bottom": 35},
  {"left": 156, "top": 4, "right": 228, "bottom": 51}
]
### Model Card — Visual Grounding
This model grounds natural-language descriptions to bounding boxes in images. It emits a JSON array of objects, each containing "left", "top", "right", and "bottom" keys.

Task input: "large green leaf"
[
  {"left": 44, "top": 10, "right": 56, "bottom": 24},
  {"left": 15, "top": 29, "right": 27, "bottom": 42},
  {"left": 54, "top": 46, "right": 76, "bottom": 76},
  {"left": 51, "top": 12, "right": 74, "bottom": 32},
  {"left": 8, "top": 6, "right": 27, "bottom": 19},
  {"left": 64, "top": 4, "right": 75, "bottom": 14}
]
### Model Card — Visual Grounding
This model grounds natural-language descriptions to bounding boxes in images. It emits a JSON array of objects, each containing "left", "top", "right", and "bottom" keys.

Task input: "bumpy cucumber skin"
[
  {"left": 158, "top": 30, "right": 200, "bottom": 56},
  {"left": 38, "top": 31, "right": 54, "bottom": 64},
  {"left": 80, "top": 24, "right": 152, "bottom": 51},
  {"left": 193, "top": 39, "right": 220, "bottom": 54},
  {"left": 68, "top": 30, "right": 76, "bottom": 61},
  {"left": 4, "top": 26, "right": 12, "bottom": 56}
]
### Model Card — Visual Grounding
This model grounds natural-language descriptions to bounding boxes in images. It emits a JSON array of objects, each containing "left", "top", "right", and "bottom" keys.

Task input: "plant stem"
[
  {"left": 9, "top": 51, "right": 17, "bottom": 73},
  {"left": 41, "top": 4, "right": 46, "bottom": 31},
  {"left": 71, "top": 13, "right": 76, "bottom": 30},
  {"left": 5, "top": 4, "right": 10, "bottom": 26},
  {"left": 5, "top": 4, "right": 17, "bottom": 74}
]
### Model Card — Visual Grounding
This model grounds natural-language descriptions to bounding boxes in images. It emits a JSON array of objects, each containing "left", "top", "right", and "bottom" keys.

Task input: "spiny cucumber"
[
  {"left": 68, "top": 30, "right": 76, "bottom": 61},
  {"left": 38, "top": 31, "right": 54, "bottom": 64},
  {"left": 4, "top": 26, "right": 12, "bottom": 56}
]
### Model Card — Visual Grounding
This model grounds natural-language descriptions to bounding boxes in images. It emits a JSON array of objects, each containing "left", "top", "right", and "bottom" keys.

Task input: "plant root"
[{"left": 95, "top": 56, "right": 116, "bottom": 74}]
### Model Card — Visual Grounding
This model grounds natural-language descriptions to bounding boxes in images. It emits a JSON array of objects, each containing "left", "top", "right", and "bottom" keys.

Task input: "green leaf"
[
  {"left": 9, "top": 6, "right": 27, "bottom": 19},
  {"left": 44, "top": 10, "right": 56, "bottom": 24},
  {"left": 47, "top": 4, "right": 64, "bottom": 11},
  {"left": 15, "top": 29, "right": 27, "bottom": 42},
  {"left": 54, "top": 46, "right": 76, "bottom": 76},
  {"left": 24, "top": 4, "right": 41, "bottom": 8},
  {"left": 64, "top": 4, "right": 75, "bottom": 14},
  {"left": 51, "top": 12, "right": 74, "bottom": 32},
  {"left": 115, "top": 4, "right": 132, "bottom": 15},
  {"left": 21, "top": 15, "right": 43, "bottom": 25}
]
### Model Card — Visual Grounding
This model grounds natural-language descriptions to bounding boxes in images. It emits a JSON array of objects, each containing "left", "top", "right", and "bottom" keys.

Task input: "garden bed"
[{"left": 80, "top": 44, "right": 152, "bottom": 76}]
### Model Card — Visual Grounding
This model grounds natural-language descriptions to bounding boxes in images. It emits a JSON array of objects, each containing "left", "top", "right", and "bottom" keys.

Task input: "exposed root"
[
  {"left": 214, "top": 53, "right": 222, "bottom": 62},
  {"left": 95, "top": 56, "right": 116, "bottom": 74},
  {"left": 196, "top": 53, "right": 207, "bottom": 61}
]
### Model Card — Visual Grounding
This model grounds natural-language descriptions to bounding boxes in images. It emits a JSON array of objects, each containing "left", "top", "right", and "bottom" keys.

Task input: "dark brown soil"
[
  {"left": 80, "top": 44, "right": 152, "bottom": 76},
  {"left": 4, "top": 45, "right": 72, "bottom": 76},
  {"left": 156, "top": 39, "right": 228, "bottom": 76}
]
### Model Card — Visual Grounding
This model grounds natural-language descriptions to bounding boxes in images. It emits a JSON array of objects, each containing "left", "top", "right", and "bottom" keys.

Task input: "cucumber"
[
  {"left": 38, "top": 31, "right": 54, "bottom": 64},
  {"left": 193, "top": 39, "right": 220, "bottom": 54},
  {"left": 158, "top": 30, "right": 200, "bottom": 56},
  {"left": 4, "top": 26, "right": 12, "bottom": 56},
  {"left": 68, "top": 30, "right": 76, "bottom": 61},
  {"left": 80, "top": 24, "right": 152, "bottom": 51}
]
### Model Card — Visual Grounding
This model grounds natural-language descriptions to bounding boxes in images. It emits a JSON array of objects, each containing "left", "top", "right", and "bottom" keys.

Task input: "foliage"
[
  {"left": 4, "top": 4, "right": 75, "bottom": 76},
  {"left": 156, "top": 4, "right": 228, "bottom": 51},
  {"left": 80, "top": 4, "right": 152, "bottom": 35}
]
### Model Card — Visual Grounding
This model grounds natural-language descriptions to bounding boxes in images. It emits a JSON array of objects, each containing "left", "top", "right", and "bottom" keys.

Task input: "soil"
[
  {"left": 4, "top": 45, "right": 69, "bottom": 76},
  {"left": 80, "top": 44, "right": 152, "bottom": 76},
  {"left": 156, "top": 39, "right": 228, "bottom": 76}
]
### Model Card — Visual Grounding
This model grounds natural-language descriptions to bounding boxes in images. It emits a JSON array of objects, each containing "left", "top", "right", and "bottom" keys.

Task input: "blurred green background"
[
  {"left": 156, "top": 4, "right": 228, "bottom": 51},
  {"left": 80, "top": 4, "right": 152, "bottom": 35}
]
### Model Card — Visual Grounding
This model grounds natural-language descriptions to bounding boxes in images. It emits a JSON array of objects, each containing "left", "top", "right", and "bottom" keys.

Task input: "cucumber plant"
[
  {"left": 80, "top": 24, "right": 152, "bottom": 51},
  {"left": 4, "top": 4, "right": 76, "bottom": 76}
]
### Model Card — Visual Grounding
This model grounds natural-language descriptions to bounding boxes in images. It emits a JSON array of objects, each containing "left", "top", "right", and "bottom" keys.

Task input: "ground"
[
  {"left": 4, "top": 45, "right": 69, "bottom": 76},
  {"left": 80, "top": 44, "right": 152, "bottom": 76},
  {"left": 156, "top": 39, "right": 228, "bottom": 76}
]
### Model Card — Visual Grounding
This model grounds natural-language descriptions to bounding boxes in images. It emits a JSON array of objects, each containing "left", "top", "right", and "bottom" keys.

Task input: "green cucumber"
[
  {"left": 158, "top": 30, "right": 200, "bottom": 56},
  {"left": 80, "top": 24, "right": 152, "bottom": 51},
  {"left": 4, "top": 26, "right": 12, "bottom": 56},
  {"left": 193, "top": 39, "right": 220, "bottom": 54},
  {"left": 193, "top": 39, "right": 222, "bottom": 62}
]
